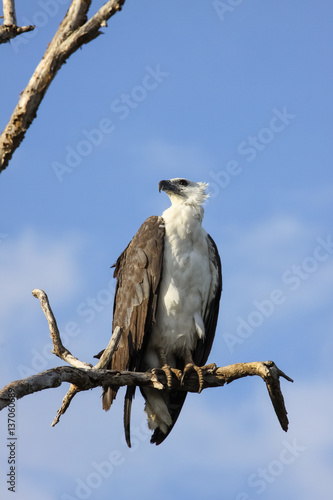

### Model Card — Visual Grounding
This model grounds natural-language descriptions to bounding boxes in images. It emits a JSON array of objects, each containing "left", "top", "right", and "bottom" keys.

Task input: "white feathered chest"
[{"left": 150, "top": 203, "right": 212, "bottom": 359}]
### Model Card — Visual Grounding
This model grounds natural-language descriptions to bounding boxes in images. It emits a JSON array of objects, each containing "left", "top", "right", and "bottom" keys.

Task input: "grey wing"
[
  {"left": 102, "top": 215, "right": 165, "bottom": 415},
  {"left": 193, "top": 233, "right": 222, "bottom": 366}
]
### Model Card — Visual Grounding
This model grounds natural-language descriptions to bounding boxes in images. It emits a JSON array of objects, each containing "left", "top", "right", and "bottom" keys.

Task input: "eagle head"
[{"left": 158, "top": 178, "right": 209, "bottom": 207}]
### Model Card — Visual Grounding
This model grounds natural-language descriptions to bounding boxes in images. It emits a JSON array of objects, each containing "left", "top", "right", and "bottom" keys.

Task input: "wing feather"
[
  {"left": 193, "top": 234, "right": 222, "bottom": 366},
  {"left": 102, "top": 219, "right": 221, "bottom": 448},
  {"left": 102, "top": 216, "right": 164, "bottom": 414}
]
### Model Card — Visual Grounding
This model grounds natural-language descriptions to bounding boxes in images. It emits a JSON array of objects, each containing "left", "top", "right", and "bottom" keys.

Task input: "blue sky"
[{"left": 1, "top": 1, "right": 333, "bottom": 499}]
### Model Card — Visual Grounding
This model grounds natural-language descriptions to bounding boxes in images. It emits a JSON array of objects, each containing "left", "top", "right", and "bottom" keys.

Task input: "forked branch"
[
  {"left": 0, "top": 289, "right": 293, "bottom": 433},
  {"left": 0, "top": 0, "right": 35, "bottom": 44},
  {"left": 0, "top": 0, "right": 126, "bottom": 173}
]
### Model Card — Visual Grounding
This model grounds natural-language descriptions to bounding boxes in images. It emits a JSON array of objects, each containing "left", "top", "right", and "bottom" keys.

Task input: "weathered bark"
[
  {"left": 0, "top": 362, "right": 292, "bottom": 430},
  {"left": 0, "top": 0, "right": 125, "bottom": 173},
  {"left": 0, "top": 289, "right": 293, "bottom": 433},
  {"left": 31, "top": 289, "right": 123, "bottom": 424},
  {"left": 3, "top": 0, "right": 17, "bottom": 24},
  {"left": 0, "top": 0, "right": 35, "bottom": 44}
]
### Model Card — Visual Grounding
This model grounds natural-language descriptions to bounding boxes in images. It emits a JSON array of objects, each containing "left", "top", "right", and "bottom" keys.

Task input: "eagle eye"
[{"left": 178, "top": 179, "right": 189, "bottom": 187}]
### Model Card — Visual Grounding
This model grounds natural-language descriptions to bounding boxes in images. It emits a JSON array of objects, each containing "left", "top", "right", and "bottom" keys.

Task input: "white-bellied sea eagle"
[{"left": 96, "top": 178, "right": 222, "bottom": 446}]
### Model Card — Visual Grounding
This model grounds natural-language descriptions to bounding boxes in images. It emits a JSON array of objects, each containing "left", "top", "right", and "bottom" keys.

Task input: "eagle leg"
[
  {"left": 154, "top": 347, "right": 174, "bottom": 390},
  {"left": 182, "top": 363, "right": 204, "bottom": 393},
  {"left": 182, "top": 350, "right": 217, "bottom": 393}
]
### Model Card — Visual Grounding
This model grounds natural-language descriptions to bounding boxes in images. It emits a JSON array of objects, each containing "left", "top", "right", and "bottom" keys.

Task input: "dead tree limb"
[
  {"left": 0, "top": 0, "right": 35, "bottom": 44},
  {"left": 0, "top": 362, "right": 292, "bottom": 430},
  {"left": 0, "top": 0, "right": 126, "bottom": 173},
  {"left": 0, "top": 289, "right": 293, "bottom": 434},
  {"left": 32, "top": 289, "right": 94, "bottom": 369},
  {"left": 31, "top": 288, "right": 123, "bottom": 425}
]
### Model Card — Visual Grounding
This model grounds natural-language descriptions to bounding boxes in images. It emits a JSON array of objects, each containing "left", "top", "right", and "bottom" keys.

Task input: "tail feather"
[
  {"left": 150, "top": 391, "right": 188, "bottom": 445},
  {"left": 124, "top": 386, "right": 136, "bottom": 447},
  {"left": 102, "top": 387, "right": 118, "bottom": 411}
]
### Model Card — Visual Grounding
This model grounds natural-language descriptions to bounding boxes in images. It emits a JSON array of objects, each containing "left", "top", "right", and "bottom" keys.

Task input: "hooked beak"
[{"left": 159, "top": 180, "right": 176, "bottom": 193}]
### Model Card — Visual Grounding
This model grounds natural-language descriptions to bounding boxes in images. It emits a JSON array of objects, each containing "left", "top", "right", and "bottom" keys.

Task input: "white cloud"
[
  {"left": 220, "top": 213, "right": 333, "bottom": 324},
  {"left": 223, "top": 213, "right": 311, "bottom": 274},
  {"left": 0, "top": 228, "right": 86, "bottom": 339}
]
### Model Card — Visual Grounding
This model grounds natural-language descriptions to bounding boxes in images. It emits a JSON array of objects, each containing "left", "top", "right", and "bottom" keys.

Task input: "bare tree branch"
[
  {"left": 0, "top": 0, "right": 35, "bottom": 44},
  {"left": 0, "top": 0, "right": 126, "bottom": 173},
  {"left": 32, "top": 289, "right": 93, "bottom": 369},
  {"left": 51, "top": 384, "right": 82, "bottom": 427},
  {"left": 0, "top": 367, "right": 163, "bottom": 410},
  {"left": 51, "top": 325, "right": 123, "bottom": 426},
  {"left": 0, "top": 288, "right": 293, "bottom": 434},
  {"left": 3, "top": 0, "right": 17, "bottom": 25},
  {"left": 0, "top": 363, "right": 292, "bottom": 430},
  {"left": 93, "top": 326, "right": 123, "bottom": 370},
  {"left": 31, "top": 289, "right": 121, "bottom": 425}
]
